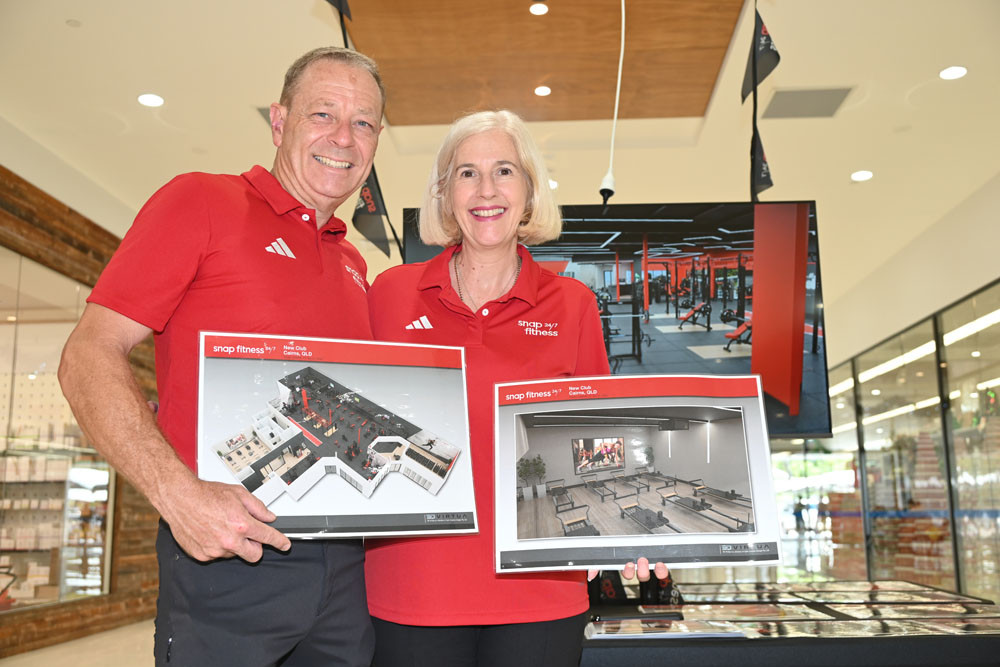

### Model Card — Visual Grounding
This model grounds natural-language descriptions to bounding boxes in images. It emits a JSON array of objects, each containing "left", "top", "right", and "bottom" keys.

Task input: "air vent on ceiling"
[{"left": 763, "top": 88, "right": 852, "bottom": 119}]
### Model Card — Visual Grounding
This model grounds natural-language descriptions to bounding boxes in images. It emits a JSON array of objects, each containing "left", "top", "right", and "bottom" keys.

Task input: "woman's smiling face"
[{"left": 450, "top": 129, "right": 528, "bottom": 253}]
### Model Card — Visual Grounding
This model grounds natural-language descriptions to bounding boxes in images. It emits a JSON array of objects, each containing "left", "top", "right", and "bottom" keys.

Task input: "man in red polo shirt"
[{"left": 58, "top": 47, "right": 383, "bottom": 667}]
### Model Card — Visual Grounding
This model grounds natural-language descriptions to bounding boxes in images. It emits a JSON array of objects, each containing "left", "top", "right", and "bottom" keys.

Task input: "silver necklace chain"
[{"left": 453, "top": 252, "right": 522, "bottom": 308}]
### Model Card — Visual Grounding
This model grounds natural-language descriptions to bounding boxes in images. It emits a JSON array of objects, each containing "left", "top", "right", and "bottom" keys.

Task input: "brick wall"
[{"left": 0, "top": 164, "right": 160, "bottom": 657}]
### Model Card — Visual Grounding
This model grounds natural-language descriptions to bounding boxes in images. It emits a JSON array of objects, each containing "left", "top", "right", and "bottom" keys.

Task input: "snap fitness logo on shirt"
[
  {"left": 519, "top": 319, "right": 559, "bottom": 337},
  {"left": 344, "top": 265, "right": 366, "bottom": 292}
]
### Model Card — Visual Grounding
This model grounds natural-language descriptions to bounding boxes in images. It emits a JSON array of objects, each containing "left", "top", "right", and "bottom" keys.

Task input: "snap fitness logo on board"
[
  {"left": 519, "top": 319, "right": 559, "bottom": 337},
  {"left": 209, "top": 341, "right": 278, "bottom": 357}
]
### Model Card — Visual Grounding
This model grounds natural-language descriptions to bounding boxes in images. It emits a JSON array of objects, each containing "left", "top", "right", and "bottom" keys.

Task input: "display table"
[
  {"left": 583, "top": 633, "right": 1000, "bottom": 666},
  {"left": 583, "top": 580, "right": 999, "bottom": 667}
]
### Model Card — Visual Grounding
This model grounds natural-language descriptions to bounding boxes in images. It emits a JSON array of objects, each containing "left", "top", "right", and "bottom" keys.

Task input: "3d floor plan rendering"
[{"left": 213, "top": 366, "right": 460, "bottom": 504}]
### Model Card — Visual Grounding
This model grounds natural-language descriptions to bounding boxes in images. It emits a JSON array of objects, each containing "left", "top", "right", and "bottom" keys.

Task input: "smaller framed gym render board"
[
  {"left": 494, "top": 374, "right": 780, "bottom": 572},
  {"left": 197, "top": 332, "right": 476, "bottom": 538}
]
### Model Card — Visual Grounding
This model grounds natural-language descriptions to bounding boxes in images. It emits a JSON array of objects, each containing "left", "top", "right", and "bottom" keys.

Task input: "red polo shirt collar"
[
  {"left": 416, "top": 244, "right": 540, "bottom": 307},
  {"left": 242, "top": 165, "right": 347, "bottom": 237}
]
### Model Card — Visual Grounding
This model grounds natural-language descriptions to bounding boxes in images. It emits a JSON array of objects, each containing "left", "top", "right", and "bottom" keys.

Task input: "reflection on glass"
[
  {"left": 818, "top": 363, "right": 866, "bottom": 578},
  {"left": 857, "top": 321, "right": 955, "bottom": 590},
  {"left": 769, "top": 364, "right": 864, "bottom": 580},
  {"left": 940, "top": 281, "right": 1000, "bottom": 603},
  {"left": 0, "top": 248, "right": 110, "bottom": 611},
  {"left": 772, "top": 448, "right": 864, "bottom": 580},
  {"left": 62, "top": 461, "right": 110, "bottom": 599}
]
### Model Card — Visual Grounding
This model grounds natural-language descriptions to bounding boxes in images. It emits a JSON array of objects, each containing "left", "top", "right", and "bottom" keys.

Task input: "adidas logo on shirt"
[
  {"left": 405, "top": 316, "right": 433, "bottom": 330},
  {"left": 265, "top": 237, "right": 296, "bottom": 258}
]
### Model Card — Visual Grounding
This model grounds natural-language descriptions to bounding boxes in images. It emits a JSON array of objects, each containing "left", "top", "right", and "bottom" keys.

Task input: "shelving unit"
[{"left": 0, "top": 450, "right": 112, "bottom": 609}]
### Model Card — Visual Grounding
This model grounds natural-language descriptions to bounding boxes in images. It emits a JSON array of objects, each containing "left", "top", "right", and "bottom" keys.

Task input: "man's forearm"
[
  {"left": 59, "top": 304, "right": 289, "bottom": 561},
  {"left": 58, "top": 314, "right": 193, "bottom": 517}
]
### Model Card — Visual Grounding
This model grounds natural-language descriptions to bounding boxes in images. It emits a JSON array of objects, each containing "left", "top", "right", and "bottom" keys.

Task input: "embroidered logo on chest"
[
  {"left": 345, "top": 265, "right": 367, "bottom": 292},
  {"left": 265, "top": 237, "right": 296, "bottom": 259},
  {"left": 405, "top": 315, "right": 433, "bottom": 330},
  {"left": 518, "top": 319, "right": 560, "bottom": 337}
]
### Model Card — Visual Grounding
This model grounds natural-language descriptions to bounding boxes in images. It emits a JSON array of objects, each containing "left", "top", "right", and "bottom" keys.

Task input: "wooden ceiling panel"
[{"left": 346, "top": 0, "right": 744, "bottom": 125}]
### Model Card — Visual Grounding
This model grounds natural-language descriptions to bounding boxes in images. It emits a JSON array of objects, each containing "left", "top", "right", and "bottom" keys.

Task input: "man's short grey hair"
[{"left": 279, "top": 46, "right": 385, "bottom": 116}]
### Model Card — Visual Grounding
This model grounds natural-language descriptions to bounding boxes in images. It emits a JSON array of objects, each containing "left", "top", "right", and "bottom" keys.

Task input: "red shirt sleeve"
[{"left": 88, "top": 174, "right": 211, "bottom": 332}]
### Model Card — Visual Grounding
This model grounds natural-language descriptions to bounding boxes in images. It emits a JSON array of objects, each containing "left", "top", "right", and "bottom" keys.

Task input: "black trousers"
[
  {"left": 371, "top": 612, "right": 588, "bottom": 667},
  {"left": 154, "top": 520, "right": 374, "bottom": 666}
]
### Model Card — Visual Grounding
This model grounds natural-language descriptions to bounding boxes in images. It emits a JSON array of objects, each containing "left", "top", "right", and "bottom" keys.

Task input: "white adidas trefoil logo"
[
  {"left": 405, "top": 315, "right": 433, "bottom": 330},
  {"left": 265, "top": 237, "right": 296, "bottom": 259}
]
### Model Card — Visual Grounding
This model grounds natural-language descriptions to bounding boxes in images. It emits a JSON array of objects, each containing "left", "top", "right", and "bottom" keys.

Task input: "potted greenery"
[
  {"left": 517, "top": 455, "right": 548, "bottom": 498},
  {"left": 517, "top": 456, "right": 533, "bottom": 498}
]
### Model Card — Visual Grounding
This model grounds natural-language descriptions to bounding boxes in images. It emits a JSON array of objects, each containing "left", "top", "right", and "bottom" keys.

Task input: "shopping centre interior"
[{"left": 1, "top": 0, "right": 999, "bottom": 662}]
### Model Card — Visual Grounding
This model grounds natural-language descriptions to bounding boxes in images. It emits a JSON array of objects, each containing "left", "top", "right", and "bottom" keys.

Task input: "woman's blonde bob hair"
[{"left": 418, "top": 110, "right": 562, "bottom": 247}]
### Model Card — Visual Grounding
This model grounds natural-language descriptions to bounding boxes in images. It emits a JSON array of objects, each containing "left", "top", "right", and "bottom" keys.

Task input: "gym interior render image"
[
  {"left": 515, "top": 406, "right": 755, "bottom": 540},
  {"left": 212, "top": 365, "right": 460, "bottom": 504}
]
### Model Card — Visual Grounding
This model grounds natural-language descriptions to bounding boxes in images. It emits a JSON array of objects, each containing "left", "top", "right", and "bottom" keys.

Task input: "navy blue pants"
[
  {"left": 371, "top": 612, "right": 588, "bottom": 667},
  {"left": 154, "top": 521, "right": 374, "bottom": 666}
]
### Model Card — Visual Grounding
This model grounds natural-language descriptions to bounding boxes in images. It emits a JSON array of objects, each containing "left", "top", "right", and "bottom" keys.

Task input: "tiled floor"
[{"left": 1, "top": 619, "right": 153, "bottom": 666}]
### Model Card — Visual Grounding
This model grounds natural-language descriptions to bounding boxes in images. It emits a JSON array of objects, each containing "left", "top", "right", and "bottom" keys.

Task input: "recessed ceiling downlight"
[
  {"left": 851, "top": 170, "right": 873, "bottom": 182},
  {"left": 530, "top": 2, "right": 548, "bottom": 16},
  {"left": 137, "top": 93, "right": 164, "bottom": 108},
  {"left": 534, "top": 85, "right": 551, "bottom": 97},
  {"left": 939, "top": 66, "right": 967, "bottom": 80}
]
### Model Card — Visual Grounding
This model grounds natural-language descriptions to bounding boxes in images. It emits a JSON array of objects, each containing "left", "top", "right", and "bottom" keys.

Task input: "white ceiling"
[{"left": 1, "top": 0, "right": 999, "bottom": 365}]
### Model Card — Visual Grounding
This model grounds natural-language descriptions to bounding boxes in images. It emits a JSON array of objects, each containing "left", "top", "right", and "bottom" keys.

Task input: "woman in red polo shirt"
[{"left": 364, "top": 110, "right": 665, "bottom": 666}]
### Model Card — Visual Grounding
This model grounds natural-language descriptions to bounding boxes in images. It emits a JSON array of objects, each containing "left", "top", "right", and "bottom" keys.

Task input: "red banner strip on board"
[
  {"left": 497, "top": 376, "right": 760, "bottom": 406},
  {"left": 203, "top": 335, "right": 463, "bottom": 369}
]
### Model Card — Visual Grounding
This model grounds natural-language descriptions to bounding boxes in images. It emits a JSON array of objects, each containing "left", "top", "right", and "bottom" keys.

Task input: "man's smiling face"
[{"left": 269, "top": 59, "right": 382, "bottom": 220}]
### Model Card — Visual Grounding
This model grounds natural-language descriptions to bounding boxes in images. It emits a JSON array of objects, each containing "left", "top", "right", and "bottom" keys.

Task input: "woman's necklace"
[{"left": 453, "top": 252, "right": 522, "bottom": 309}]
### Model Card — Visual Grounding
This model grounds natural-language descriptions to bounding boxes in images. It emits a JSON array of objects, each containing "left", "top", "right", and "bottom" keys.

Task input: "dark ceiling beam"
[{"left": 0, "top": 164, "right": 120, "bottom": 286}]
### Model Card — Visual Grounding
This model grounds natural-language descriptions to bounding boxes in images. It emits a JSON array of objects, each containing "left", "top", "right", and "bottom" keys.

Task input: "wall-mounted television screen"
[
  {"left": 402, "top": 201, "right": 831, "bottom": 438},
  {"left": 571, "top": 436, "right": 625, "bottom": 474}
]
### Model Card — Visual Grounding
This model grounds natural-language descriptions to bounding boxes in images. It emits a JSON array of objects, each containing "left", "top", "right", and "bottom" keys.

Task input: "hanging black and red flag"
[
  {"left": 330, "top": 0, "right": 403, "bottom": 258},
  {"left": 744, "top": 5, "right": 780, "bottom": 202},
  {"left": 752, "top": 131, "right": 773, "bottom": 195},
  {"left": 352, "top": 169, "right": 393, "bottom": 258},
  {"left": 741, "top": 10, "right": 781, "bottom": 103},
  {"left": 324, "top": 0, "right": 351, "bottom": 21}
]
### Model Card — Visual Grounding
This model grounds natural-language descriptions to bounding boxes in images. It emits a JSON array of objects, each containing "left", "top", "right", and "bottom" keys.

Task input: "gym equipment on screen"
[{"left": 403, "top": 201, "right": 831, "bottom": 438}]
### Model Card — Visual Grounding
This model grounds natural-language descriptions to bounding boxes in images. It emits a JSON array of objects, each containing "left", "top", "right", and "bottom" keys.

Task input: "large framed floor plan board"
[
  {"left": 495, "top": 375, "right": 780, "bottom": 572},
  {"left": 198, "top": 332, "right": 476, "bottom": 538}
]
